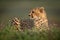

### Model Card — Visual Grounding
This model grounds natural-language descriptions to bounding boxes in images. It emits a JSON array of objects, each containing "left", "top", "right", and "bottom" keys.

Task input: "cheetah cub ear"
[{"left": 39, "top": 7, "right": 44, "bottom": 13}]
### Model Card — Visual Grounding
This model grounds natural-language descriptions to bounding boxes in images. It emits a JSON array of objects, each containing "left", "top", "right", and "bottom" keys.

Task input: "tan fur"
[
  {"left": 11, "top": 17, "right": 21, "bottom": 31},
  {"left": 11, "top": 17, "right": 34, "bottom": 31},
  {"left": 11, "top": 7, "right": 49, "bottom": 31},
  {"left": 29, "top": 7, "right": 49, "bottom": 31}
]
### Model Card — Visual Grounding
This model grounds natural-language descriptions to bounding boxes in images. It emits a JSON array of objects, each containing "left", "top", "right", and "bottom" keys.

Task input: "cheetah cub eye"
[{"left": 32, "top": 11, "right": 34, "bottom": 13}]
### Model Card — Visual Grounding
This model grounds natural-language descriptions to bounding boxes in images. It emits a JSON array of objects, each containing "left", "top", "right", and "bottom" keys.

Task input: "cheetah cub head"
[{"left": 29, "top": 7, "right": 47, "bottom": 20}]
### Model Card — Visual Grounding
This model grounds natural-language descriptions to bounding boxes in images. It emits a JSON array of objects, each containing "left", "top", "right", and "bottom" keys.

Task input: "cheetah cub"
[{"left": 29, "top": 7, "right": 49, "bottom": 31}]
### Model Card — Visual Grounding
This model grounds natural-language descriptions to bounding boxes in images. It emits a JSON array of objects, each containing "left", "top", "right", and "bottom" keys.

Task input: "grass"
[{"left": 0, "top": 23, "right": 60, "bottom": 40}]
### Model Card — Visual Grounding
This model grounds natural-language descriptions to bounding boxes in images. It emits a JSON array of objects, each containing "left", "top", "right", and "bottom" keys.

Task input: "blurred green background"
[{"left": 0, "top": 0, "right": 60, "bottom": 26}]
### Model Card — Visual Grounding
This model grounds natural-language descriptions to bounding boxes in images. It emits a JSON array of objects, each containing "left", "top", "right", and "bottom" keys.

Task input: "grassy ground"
[{"left": 0, "top": 23, "right": 60, "bottom": 40}]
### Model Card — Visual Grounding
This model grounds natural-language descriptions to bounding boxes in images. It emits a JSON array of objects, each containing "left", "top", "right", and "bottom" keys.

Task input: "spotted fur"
[
  {"left": 11, "top": 17, "right": 34, "bottom": 31},
  {"left": 11, "top": 17, "right": 21, "bottom": 31},
  {"left": 11, "top": 7, "right": 49, "bottom": 31},
  {"left": 29, "top": 7, "right": 49, "bottom": 31}
]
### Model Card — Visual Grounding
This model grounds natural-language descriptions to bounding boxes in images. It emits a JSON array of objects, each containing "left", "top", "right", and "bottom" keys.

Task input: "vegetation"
[{"left": 0, "top": 23, "right": 60, "bottom": 40}]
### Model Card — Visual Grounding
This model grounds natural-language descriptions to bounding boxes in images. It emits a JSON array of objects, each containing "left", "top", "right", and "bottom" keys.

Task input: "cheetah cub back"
[
  {"left": 29, "top": 7, "right": 49, "bottom": 31},
  {"left": 11, "top": 17, "right": 34, "bottom": 31}
]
